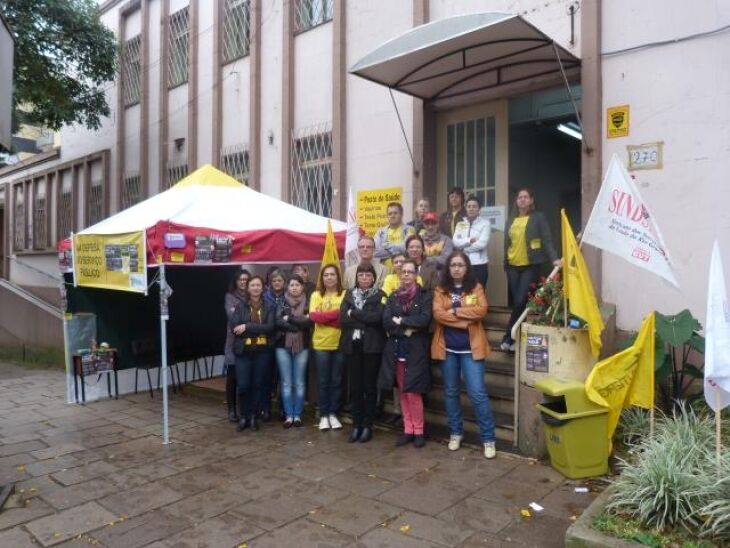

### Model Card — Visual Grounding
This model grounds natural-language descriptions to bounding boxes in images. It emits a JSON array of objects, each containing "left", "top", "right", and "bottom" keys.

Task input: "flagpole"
[
  {"left": 649, "top": 406, "right": 655, "bottom": 438},
  {"left": 717, "top": 391, "right": 722, "bottom": 477}
]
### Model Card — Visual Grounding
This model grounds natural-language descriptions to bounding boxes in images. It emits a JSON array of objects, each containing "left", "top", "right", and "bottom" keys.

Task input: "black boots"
[
  {"left": 358, "top": 427, "right": 372, "bottom": 443},
  {"left": 348, "top": 427, "right": 362, "bottom": 443},
  {"left": 395, "top": 433, "right": 414, "bottom": 446},
  {"left": 236, "top": 417, "right": 249, "bottom": 432},
  {"left": 226, "top": 368, "right": 239, "bottom": 422}
]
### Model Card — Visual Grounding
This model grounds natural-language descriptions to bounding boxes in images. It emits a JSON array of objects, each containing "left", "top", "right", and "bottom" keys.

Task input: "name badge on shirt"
[
  {"left": 530, "top": 238, "right": 542, "bottom": 250},
  {"left": 466, "top": 295, "right": 478, "bottom": 305}
]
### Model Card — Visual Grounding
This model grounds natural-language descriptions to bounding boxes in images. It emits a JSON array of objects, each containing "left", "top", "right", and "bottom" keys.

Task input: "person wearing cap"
[
  {"left": 440, "top": 187, "right": 467, "bottom": 238},
  {"left": 421, "top": 211, "right": 453, "bottom": 267},
  {"left": 408, "top": 198, "right": 431, "bottom": 235}
]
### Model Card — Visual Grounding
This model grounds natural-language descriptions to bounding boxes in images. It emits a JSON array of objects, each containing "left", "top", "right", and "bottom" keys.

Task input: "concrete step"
[
  {"left": 424, "top": 383, "right": 514, "bottom": 417},
  {"left": 483, "top": 305, "right": 512, "bottom": 329},
  {"left": 430, "top": 351, "right": 515, "bottom": 391}
]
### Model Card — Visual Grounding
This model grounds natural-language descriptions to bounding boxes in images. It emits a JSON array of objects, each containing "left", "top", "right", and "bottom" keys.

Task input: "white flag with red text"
[
  {"left": 705, "top": 240, "right": 730, "bottom": 412},
  {"left": 581, "top": 154, "right": 679, "bottom": 287},
  {"left": 345, "top": 188, "right": 361, "bottom": 268}
]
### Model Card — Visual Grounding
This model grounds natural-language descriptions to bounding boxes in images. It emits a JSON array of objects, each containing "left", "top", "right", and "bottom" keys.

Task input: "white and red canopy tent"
[
  {"left": 63, "top": 165, "right": 346, "bottom": 443},
  {"left": 75, "top": 164, "right": 346, "bottom": 262}
]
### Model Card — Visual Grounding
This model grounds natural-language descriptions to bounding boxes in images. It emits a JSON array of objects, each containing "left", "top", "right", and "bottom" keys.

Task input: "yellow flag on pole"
[
  {"left": 585, "top": 311, "right": 656, "bottom": 445},
  {"left": 561, "top": 209, "right": 604, "bottom": 357},
  {"left": 318, "top": 220, "right": 341, "bottom": 290}
]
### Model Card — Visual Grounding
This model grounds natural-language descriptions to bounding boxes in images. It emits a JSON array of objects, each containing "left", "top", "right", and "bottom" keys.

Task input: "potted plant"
[{"left": 518, "top": 273, "right": 598, "bottom": 387}]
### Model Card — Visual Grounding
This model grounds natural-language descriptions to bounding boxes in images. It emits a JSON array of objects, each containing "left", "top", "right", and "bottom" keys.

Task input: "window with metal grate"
[
  {"left": 165, "top": 162, "right": 188, "bottom": 190},
  {"left": 121, "top": 173, "right": 141, "bottom": 210},
  {"left": 221, "top": 144, "right": 250, "bottom": 184},
  {"left": 294, "top": 0, "right": 333, "bottom": 33},
  {"left": 291, "top": 122, "right": 333, "bottom": 217},
  {"left": 223, "top": 0, "right": 251, "bottom": 63},
  {"left": 168, "top": 7, "right": 189, "bottom": 88},
  {"left": 122, "top": 35, "right": 142, "bottom": 107}
]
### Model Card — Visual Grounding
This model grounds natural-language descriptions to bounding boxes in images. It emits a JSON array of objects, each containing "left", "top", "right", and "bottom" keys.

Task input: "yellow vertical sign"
[
  {"left": 73, "top": 231, "right": 148, "bottom": 293},
  {"left": 607, "top": 105, "right": 629, "bottom": 138},
  {"left": 356, "top": 187, "right": 403, "bottom": 236}
]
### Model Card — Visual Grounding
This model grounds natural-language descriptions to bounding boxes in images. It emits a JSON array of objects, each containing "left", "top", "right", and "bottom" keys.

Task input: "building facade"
[{"left": 1, "top": 0, "right": 729, "bottom": 332}]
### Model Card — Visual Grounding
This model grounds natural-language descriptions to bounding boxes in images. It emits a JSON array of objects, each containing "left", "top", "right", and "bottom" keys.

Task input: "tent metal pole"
[{"left": 159, "top": 264, "right": 170, "bottom": 445}]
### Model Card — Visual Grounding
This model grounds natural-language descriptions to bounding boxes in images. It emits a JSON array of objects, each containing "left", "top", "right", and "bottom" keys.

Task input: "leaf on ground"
[
  {"left": 520, "top": 509, "right": 531, "bottom": 518},
  {"left": 399, "top": 524, "right": 411, "bottom": 533}
]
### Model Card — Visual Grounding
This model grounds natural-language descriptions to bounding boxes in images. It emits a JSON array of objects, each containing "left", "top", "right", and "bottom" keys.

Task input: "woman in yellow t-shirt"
[
  {"left": 309, "top": 264, "right": 346, "bottom": 431},
  {"left": 501, "top": 188, "right": 561, "bottom": 351}
]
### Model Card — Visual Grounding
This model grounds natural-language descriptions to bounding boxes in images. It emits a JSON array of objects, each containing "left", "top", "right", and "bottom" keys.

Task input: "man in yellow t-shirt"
[{"left": 373, "top": 202, "right": 415, "bottom": 268}]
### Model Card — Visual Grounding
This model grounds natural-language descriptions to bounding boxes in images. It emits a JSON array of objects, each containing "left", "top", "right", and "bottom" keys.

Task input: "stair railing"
[{"left": 511, "top": 264, "right": 562, "bottom": 448}]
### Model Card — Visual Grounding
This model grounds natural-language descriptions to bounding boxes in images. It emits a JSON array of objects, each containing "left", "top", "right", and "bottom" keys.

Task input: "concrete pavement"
[{"left": 0, "top": 362, "right": 598, "bottom": 547}]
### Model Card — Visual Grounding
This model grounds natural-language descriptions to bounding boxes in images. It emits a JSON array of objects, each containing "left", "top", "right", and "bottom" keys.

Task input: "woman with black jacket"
[
  {"left": 378, "top": 259, "right": 433, "bottom": 448},
  {"left": 339, "top": 263, "right": 386, "bottom": 443},
  {"left": 275, "top": 275, "right": 313, "bottom": 428},
  {"left": 230, "top": 275, "right": 276, "bottom": 432},
  {"left": 501, "top": 188, "right": 561, "bottom": 351},
  {"left": 223, "top": 269, "right": 250, "bottom": 422}
]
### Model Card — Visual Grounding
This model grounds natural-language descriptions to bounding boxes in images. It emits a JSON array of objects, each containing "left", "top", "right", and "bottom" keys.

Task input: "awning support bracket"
[
  {"left": 388, "top": 89, "right": 418, "bottom": 176},
  {"left": 551, "top": 41, "right": 590, "bottom": 153}
]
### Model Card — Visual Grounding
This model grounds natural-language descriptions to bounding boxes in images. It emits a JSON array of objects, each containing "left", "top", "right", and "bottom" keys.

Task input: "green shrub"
[
  {"left": 607, "top": 403, "right": 716, "bottom": 533},
  {"left": 616, "top": 407, "right": 651, "bottom": 450},
  {"left": 700, "top": 452, "right": 730, "bottom": 541}
]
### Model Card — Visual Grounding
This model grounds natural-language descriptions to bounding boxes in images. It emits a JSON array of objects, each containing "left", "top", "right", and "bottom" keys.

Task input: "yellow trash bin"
[{"left": 535, "top": 377, "right": 609, "bottom": 479}]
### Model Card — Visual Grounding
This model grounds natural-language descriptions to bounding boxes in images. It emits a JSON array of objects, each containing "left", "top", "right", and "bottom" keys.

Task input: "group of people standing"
[{"left": 223, "top": 186, "right": 559, "bottom": 460}]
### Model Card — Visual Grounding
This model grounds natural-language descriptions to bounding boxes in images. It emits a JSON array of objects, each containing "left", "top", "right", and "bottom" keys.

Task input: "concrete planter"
[
  {"left": 519, "top": 322, "right": 597, "bottom": 387},
  {"left": 565, "top": 487, "right": 644, "bottom": 548}
]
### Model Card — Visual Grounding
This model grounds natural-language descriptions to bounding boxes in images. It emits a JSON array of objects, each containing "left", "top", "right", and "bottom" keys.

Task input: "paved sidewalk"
[{"left": 0, "top": 362, "right": 597, "bottom": 547}]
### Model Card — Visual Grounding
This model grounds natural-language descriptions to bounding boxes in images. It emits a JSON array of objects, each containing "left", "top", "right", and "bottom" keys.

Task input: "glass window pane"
[
  {"left": 487, "top": 116, "right": 496, "bottom": 193},
  {"left": 456, "top": 122, "right": 464, "bottom": 186},
  {"left": 466, "top": 120, "right": 475, "bottom": 192},
  {"left": 476, "top": 118, "right": 485, "bottom": 190},
  {"left": 447, "top": 125, "right": 455, "bottom": 186}
]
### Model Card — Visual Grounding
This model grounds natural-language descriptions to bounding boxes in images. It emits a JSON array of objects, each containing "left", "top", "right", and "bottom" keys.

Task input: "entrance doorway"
[
  {"left": 436, "top": 100, "right": 509, "bottom": 305},
  {"left": 508, "top": 86, "right": 583, "bottom": 268},
  {"left": 434, "top": 87, "right": 581, "bottom": 306}
]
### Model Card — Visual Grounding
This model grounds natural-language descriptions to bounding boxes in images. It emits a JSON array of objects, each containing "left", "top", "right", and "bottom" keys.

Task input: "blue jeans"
[
  {"left": 441, "top": 352, "right": 496, "bottom": 443},
  {"left": 234, "top": 351, "right": 271, "bottom": 418},
  {"left": 314, "top": 350, "right": 344, "bottom": 416},
  {"left": 275, "top": 347, "right": 309, "bottom": 418}
]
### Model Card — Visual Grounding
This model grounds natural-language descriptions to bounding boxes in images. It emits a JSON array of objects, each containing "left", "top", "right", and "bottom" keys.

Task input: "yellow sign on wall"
[
  {"left": 357, "top": 187, "right": 403, "bottom": 236},
  {"left": 73, "top": 231, "right": 148, "bottom": 293},
  {"left": 607, "top": 105, "right": 630, "bottom": 138}
]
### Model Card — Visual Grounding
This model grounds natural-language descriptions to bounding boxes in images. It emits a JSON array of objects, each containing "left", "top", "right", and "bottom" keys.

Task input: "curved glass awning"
[{"left": 350, "top": 12, "right": 580, "bottom": 108}]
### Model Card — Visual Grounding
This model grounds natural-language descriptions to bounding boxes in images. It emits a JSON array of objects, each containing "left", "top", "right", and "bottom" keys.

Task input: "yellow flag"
[
  {"left": 585, "top": 311, "right": 656, "bottom": 445},
  {"left": 561, "top": 209, "right": 604, "bottom": 357},
  {"left": 318, "top": 220, "right": 341, "bottom": 290}
]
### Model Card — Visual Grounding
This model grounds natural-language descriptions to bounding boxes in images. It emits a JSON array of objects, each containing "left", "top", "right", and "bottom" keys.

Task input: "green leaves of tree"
[{"left": 1, "top": 0, "right": 117, "bottom": 131}]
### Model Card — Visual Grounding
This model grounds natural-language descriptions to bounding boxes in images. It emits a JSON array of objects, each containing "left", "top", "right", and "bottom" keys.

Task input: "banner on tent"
[
  {"left": 581, "top": 154, "right": 679, "bottom": 287},
  {"left": 73, "top": 231, "right": 148, "bottom": 293},
  {"left": 357, "top": 187, "right": 402, "bottom": 236}
]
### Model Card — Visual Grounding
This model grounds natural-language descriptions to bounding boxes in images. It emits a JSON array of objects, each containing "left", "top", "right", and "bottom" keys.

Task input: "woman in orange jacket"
[{"left": 432, "top": 250, "right": 497, "bottom": 459}]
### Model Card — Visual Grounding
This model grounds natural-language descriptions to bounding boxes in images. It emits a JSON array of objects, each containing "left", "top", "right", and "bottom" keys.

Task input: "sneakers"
[
  {"left": 318, "top": 416, "right": 330, "bottom": 431},
  {"left": 448, "top": 434, "right": 463, "bottom": 451},
  {"left": 484, "top": 441, "right": 497, "bottom": 459},
  {"left": 283, "top": 418, "right": 293, "bottom": 429},
  {"left": 293, "top": 417, "right": 303, "bottom": 428},
  {"left": 328, "top": 414, "right": 343, "bottom": 429},
  {"left": 499, "top": 340, "right": 516, "bottom": 352}
]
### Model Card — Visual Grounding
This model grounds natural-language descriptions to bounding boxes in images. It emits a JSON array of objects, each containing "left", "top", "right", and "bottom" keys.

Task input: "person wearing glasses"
[
  {"left": 432, "top": 251, "right": 497, "bottom": 459},
  {"left": 344, "top": 235, "right": 388, "bottom": 290},
  {"left": 379, "top": 259, "right": 433, "bottom": 448},
  {"left": 223, "top": 269, "right": 250, "bottom": 423},
  {"left": 374, "top": 203, "right": 416, "bottom": 268}
]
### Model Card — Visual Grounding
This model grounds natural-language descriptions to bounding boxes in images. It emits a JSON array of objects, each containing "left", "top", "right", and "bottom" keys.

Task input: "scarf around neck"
[
  {"left": 284, "top": 292, "right": 306, "bottom": 353},
  {"left": 396, "top": 283, "right": 418, "bottom": 314},
  {"left": 351, "top": 287, "right": 378, "bottom": 341}
]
